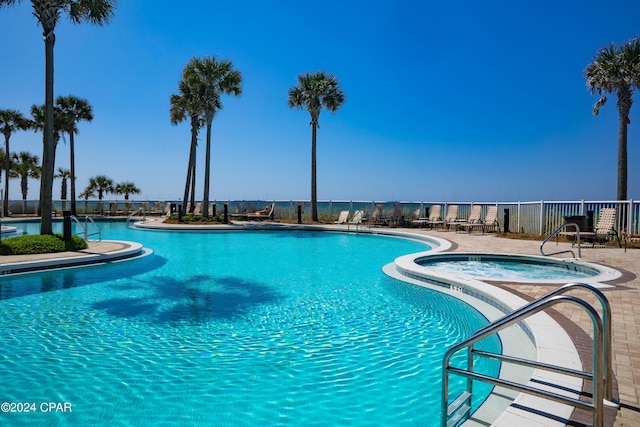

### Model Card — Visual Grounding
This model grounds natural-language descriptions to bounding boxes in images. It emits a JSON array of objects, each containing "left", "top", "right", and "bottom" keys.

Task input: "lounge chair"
[
  {"left": 455, "top": 205, "right": 482, "bottom": 233},
  {"left": 334, "top": 210, "right": 349, "bottom": 224},
  {"left": 581, "top": 208, "right": 621, "bottom": 247},
  {"left": 442, "top": 205, "right": 460, "bottom": 231},
  {"left": 369, "top": 204, "right": 386, "bottom": 226},
  {"left": 457, "top": 206, "right": 499, "bottom": 234},
  {"left": 192, "top": 202, "right": 202, "bottom": 215},
  {"left": 562, "top": 207, "right": 620, "bottom": 247},
  {"left": 347, "top": 210, "right": 364, "bottom": 231},
  {"left": 240, "top": 203, "right": 275, "bottom": 221},
  {"left": 412, "top": 205, "right": 442, "bottom": 228}
]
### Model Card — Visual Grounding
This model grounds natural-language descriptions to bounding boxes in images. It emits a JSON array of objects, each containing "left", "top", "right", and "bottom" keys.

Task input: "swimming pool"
[{"left": 0, "top": 222, "right": 500, "bottom": 426}]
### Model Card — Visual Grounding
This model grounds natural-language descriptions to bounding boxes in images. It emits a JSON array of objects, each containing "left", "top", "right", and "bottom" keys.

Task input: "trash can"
[{"left": 563, "top": 215, "right": 589, "bottom": 232}]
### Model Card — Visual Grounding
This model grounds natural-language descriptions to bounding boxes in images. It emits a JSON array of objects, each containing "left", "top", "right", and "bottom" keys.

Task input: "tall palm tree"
[
  {"left": 56, "top": 95, "right": 93, "bottom": 216},
  {"left": 86, "top": 175, "right": 113, "bottom": 214},
  {"left": 115, "top": 181, "right": 140, "bottom": 200},
  {"left": 288, "top": 71, "right": 345, "bottom": 221},
  {"left": 0, "top": 109, "right": 31, "bottom": 216},
  {"left": 55, "top": 167, "right": 71, "bottom": 209},
  {"left": 584, "top": 37, "right": 640, "bottom": 201},
  {"left": 0, "top": 0, "right": 116, "bottom": 235},
  {"left": 31, "top": 103, "right": 64, "bottom": 168},
  {"left": 170, "top": 79, "right": 204, "bottom": 214},
  {"left": 12, "top": 151, "right": 41, "bottom": 213},
  {"left": 182, "top": 56, "right": 242, "bottom": 211}
]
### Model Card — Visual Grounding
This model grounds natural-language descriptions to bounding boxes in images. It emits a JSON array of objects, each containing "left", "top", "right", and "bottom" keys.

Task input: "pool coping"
[{"left": 0, "top": 240, "right": 147, "bottom": 276}]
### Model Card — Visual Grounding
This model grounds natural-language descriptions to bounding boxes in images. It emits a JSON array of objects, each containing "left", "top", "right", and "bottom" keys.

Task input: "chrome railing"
[
  {"left": 70, "top": 215, "right": 101, "bottom": 241},
  {"left": 442, "top": 283, "right": 615, "bottom": 427},
  {"left": 540, "top": 222, "right": 581, "bottom": 258}
]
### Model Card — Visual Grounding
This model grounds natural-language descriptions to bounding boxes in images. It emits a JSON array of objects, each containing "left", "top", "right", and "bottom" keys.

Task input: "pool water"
[
  {"left": 0, "top": 222, "right": 500, "bottom": 426},
  {"left": 420, "top": 258, "right": 595, "bottom": 280}
]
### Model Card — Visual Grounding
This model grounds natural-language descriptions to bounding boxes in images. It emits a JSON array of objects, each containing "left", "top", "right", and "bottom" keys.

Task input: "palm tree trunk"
[
  {"left": 311, "top": 122, "right": 318, "bottom": 222},
  {"left": 202, "top": 121, "right": 212, "bottom": 211},
  {"left": 183, "top": 127, "right": 198, "bottom": 213},
  {"left": 39, "top": 30, "right": 55, "bottom": 234},
  {"left": 618, "top": 110, "right": 629, "bottom": 200},
  {"left": 189, "top": 160, "right": 196, "bottom": 213},
  {"left": 3, "top": 135, "right": 9, "bottom": 216},
  {"left": 70, "top": 131, "right": 77, "bottom": 215}
]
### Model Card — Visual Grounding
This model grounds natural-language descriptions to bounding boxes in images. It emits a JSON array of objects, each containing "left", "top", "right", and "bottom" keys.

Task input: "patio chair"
[
  {"left": 455, "top": 205, "right": 482, "bottom": 233},
  {"left": 582, "top": 208, "right": 621, "bottom": 247},
  {"left": 412, "top": 205, "right": 441, "bottom": 228},
  {"left": 334, "top": 210, "right": 349, "bottom": 224},
  {"left": 347, "top": 210, "right": 364, "bottom": 231},
  {"left": 442, "top": 205, "right": 461, "bottom": 231},
  {"left": 458, "top": 206, "right": 499, "bottom": 234},
  {"left": 244, "top": 202, "right": 275, "bottom": 221},
  {"left": 192, "top": 202, "right": 202, "bottom": 215}
]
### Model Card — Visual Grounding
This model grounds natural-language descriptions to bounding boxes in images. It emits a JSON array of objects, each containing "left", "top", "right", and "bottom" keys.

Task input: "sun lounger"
[
  {"left": 441, "top": 205, "right": 460, "bottom": 231},
  {"left": 233, "top": 203, "right": 275, "bottom": 221},
  {"left": 412, "top": 205, "right": 442, "bottom": 228},
  {"left": 455, "top": 205, "right": 482, "bottom": 233},
  {"left": 562, "top": 207, "right": 620, "bottom": 247},
  {"left": 334, "top": 210, "right": 349, "bottom": 224},
  {"left": 457, "top": 206, "right": 499, "bottom": 234},
  {"left": 347, "top": 210, "right": 364, "bottom": 231}
]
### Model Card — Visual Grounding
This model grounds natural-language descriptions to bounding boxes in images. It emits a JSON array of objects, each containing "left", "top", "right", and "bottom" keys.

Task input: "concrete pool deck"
[{"left": 1, "top": 221, "right": 638, "bottom": 426}]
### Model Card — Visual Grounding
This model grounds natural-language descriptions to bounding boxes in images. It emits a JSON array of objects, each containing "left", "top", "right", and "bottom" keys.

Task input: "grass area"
[{"left": 0, "top": 234, "right": 88, "bottom": 255}]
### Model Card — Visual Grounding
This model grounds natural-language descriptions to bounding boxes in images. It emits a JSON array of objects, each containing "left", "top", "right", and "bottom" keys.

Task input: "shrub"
[{"left": 0, "top": 234, "right": 88, "bottom": 255}]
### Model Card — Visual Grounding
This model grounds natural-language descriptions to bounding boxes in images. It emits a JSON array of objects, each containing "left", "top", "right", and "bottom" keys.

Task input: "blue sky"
[{"left": 1, "top": 0, "right": 639, "bottom": 203}]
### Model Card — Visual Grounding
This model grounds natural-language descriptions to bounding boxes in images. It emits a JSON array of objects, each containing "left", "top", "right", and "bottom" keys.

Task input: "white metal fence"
[{"left": 4, "top": 199, "right": 640, "bottom": 236}]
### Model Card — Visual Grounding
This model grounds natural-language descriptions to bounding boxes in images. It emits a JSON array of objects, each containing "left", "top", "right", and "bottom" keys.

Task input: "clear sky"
[{"left": 1, "top": 0, "right": 639, "bottom": 203}]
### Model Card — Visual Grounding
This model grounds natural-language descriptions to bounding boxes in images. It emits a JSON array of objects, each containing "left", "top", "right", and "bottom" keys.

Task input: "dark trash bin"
[{"left": 563, "top": 215, "right": 589, "bottom": 232}]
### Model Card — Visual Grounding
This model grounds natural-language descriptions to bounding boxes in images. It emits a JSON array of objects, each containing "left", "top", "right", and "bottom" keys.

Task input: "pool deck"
[{"left": 1, "top": 221, "right": 639, "bottom": 426}]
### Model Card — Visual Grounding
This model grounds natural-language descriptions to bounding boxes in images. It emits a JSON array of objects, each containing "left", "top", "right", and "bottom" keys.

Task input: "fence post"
[{"left": 539, "top": 201, "right": 545, "bottom": 235}]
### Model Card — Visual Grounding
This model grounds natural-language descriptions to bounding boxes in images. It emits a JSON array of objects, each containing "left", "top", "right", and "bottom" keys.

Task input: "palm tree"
[
  {"left": 12, "top": 151, "right": 41, "bottom": 213},
  {"left": 584, "top": 37, "right": 640, "bottom": 201},
  {"left": 182, "top": 56, "right": 242, "bottom": 211},
  {"left": 287, "top": 71, "right": 345, "bottom": 221},
  {"left": 86, "top": 175, "right": 113, "bottom": 214},
  {"left": 31, "top": 103, "right": 64, "bottom": 166},
  {"left": 55, "top": 167, "right": 71, "bottom": 210},
  {"left": 115, "top": 181, "right": 141, "bottom": 200},
  {"left": 0, "top": 0, "right": 116, "bottom": 235},
  {"left": 0, "top": 109, "right": 31, "bottom": 216},
  {"left": 56, "top": 95, "right": 93, "bottom": 216},
  {"left": 170, "top": 78, "right": 204, "bottom": 214}
]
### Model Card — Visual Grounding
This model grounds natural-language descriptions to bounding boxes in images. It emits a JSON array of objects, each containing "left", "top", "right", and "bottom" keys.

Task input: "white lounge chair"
[
  {"left": 347, "top": 210, "right": 364, "bottom": 231},
  {"left": 334, "top": 210, "right": 349, "bottom": 224}
]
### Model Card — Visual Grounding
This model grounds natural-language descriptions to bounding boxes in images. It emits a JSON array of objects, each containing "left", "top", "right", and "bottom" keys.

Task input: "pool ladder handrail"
[
  {"left": 441, "top": 282, "right": 615, "bottom": 427},
  {"left": 70, "top": 215, "right": 101, "bottom": 241},
  {"left": 126, "top": 207, "right": 145, "bottom": 227},
  {"left": 540, "top": 222, "right": 582, "bottom": 258}
]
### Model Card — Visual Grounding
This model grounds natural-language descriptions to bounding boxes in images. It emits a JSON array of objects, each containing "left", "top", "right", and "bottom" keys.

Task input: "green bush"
[
  {"left": 0, "top": 234, "right": 88, "bottom": 255},
  {"left": 165, "top": 214, "right": 225, "bottom": 223}
]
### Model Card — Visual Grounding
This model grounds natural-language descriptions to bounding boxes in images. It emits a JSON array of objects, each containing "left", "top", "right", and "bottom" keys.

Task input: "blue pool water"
[
  {"left": 0, "top": 222, "right": 500, "bottom": 426},
  {"left": 418, "top": 256, "right": 597, "bottom": 280}
]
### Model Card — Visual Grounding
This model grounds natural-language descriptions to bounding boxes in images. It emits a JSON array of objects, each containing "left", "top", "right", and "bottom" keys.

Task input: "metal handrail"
[
  {"left": 540, "top": 222, "right": 581, "bottom": 258},
  {"left": 70, "top": 215, "right": 101, "bottom": 241},
  {"left": 441, "top": 282, "right": 614, "bottom": 427},
  {"left": 126, "top": 207, "right": 144, "bottom": 226}
]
